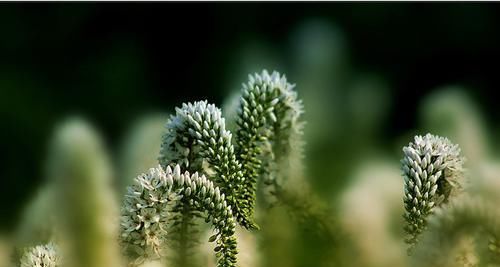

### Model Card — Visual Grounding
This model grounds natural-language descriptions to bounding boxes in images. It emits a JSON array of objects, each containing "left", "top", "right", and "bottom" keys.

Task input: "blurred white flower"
[
  {"left": 420, "top": 88, "right": 489, "bottom": 166},
  {"left": 20, "top": 243, "right": 60, "bottom": 267},
  {"left": 340, "top": 159, "right": 406, "bottom": 267}
]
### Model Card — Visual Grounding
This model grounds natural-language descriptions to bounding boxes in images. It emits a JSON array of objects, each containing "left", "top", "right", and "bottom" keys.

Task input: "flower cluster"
[
  {"left": 121, "top": 165, "right": 238, "bottom": 267},
  {"left": 20, "top": 243, "right": 60, "bottom": 267},
  {"left": 402, "top": 133, "right": 464, "bottom": 251}
]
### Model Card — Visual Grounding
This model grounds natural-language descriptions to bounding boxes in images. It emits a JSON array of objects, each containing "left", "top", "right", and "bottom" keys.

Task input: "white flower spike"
[
  {"left": 121, "top": 165, "right": 238, "bottom": 267},
  {"left": 402, "top": 133, "right": 464, "bottom": 252}
]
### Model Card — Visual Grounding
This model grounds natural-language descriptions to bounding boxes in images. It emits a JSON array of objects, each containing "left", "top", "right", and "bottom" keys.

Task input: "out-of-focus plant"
[
  {"left": 289, "top": 19, "right": 347, "bottom": 144},
  {"left": 0, "top": 235, "right": 12, "bottom": 267},
  {"left": 48, "top": 118, "right": 123, "bottom": 267},
  {"left": 411, "top": 197, "right": 500, "bottom": 267},
  {"left": 419, "top": 88, "right": 489, "bottom": 166},
  {"left": 14, "top": 186, "right": 56, "bottom": 250},
  {"left": 340, "top": 159, "right": 406, "bottom": 267},
  {"left": 420, "top": 87, "right": 500, "bottom": 203},
  {"left": 118, "top": 113, "right": 167, "bottom": 194},
  {"left": 19, "top": 242, "right": 60, "bottom": 267},
  {"left": 13, "top": 118, "right": 125, "bottom": 267}
]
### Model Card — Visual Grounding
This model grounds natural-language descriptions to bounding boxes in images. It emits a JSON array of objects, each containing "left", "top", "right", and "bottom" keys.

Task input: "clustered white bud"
[
  {"left": 159, "top": 101, "right": 233, "bottom": 170},
  {"left": 242, "top": 70, "right": 303, "bottom": 126},
  {"left": 121, "top": 165, "right": 238, "bottom": 267},
  {"left": 20, "top": 243, "right": 60, "bottom": 267},
  {"left": 402, "top": 133, "right": 464, "bottom": 251}
]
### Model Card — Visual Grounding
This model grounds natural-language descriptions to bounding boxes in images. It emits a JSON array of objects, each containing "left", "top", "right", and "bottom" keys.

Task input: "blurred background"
[{"left": 2, "top": 3, "right": 500, "bottom": 266}]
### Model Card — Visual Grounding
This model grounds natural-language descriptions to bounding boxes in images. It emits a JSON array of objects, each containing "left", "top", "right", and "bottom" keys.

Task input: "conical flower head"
[
  {"left": 159, "top": 100, "right": 231, "bottom": 172},
  {"left": 402, "top": 133, "right": 464, "bottom": 251}
]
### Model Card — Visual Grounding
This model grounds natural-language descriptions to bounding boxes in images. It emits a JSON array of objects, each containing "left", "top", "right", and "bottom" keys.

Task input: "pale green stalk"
[{"left": 48, "top": 118, "right": 122, "bottom": 267}]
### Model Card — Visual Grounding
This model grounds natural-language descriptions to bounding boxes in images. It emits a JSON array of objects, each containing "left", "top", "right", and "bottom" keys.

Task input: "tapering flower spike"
[
  {"left": 402, "top": 133, "right": 465, "bottom": 252},
  {"left": 236, "top": 70, "right": 305, "bottom": 208},
  {"left": 159, "top": 101, "right": 256, "bottom": 230},
  {"left": 121, "top": 165, "right": 238, "bottom": 267}
]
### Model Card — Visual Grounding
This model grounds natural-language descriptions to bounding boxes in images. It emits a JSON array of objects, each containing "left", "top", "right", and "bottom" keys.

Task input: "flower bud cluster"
[
  {"left": 402, "top": 133, "right": 464, "bottom": 251},
  {"left": 121, "top": 165, "right": 238, "bottom": 267}
]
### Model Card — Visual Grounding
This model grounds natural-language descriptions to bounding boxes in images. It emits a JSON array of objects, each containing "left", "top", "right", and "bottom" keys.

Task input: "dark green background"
[{"left": 2, "top": 3, "right": 500, "bottom": 231}]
